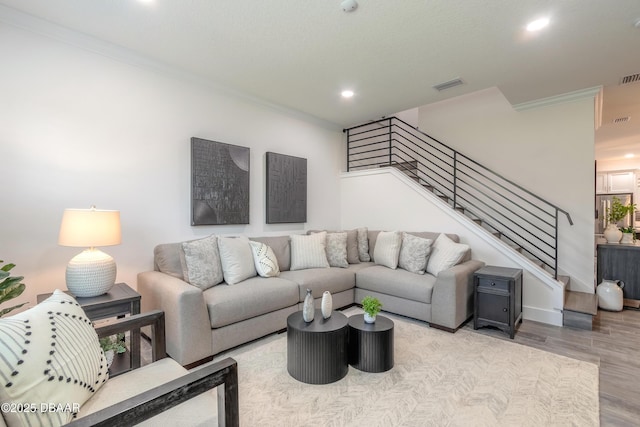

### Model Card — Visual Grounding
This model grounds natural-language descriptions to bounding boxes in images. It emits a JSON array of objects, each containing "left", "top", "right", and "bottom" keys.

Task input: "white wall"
[
  {"left": 0, "top": 22, "right": 343, "bottom": 310},
  {"left": 418, "top": 88, "right": 596, "bottom": 292},
  {"left": 341, "top": 169, "right": 564, "bottom": 325}
]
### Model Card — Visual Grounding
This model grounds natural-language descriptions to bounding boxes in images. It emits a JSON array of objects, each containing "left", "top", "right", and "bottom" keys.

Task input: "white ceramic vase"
[
  {"left": 364, "top": 312, "right": 376, "bottom": 323},
  {"left": 321, "top": 291, "right": 332, "bottom": 319},
  {"left": 604, "top": 223, "right": 622, "bottom": 244},
  {"left": 302, "top": 289, "right": 314, "bottom": 322},
  {"left": 621, "top": 233, "right": 634, "bottom": 244},
  {"left": 596, "top": 279, "right": 624, "bottom": 311}
]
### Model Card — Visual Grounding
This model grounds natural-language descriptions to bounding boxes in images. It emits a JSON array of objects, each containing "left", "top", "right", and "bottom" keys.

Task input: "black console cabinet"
[
  {"left": 474, "top": 266, "right": 523, "bottom": 339},
  {"left": 597, "top": 243, "right": 640, "bottom": 300}
]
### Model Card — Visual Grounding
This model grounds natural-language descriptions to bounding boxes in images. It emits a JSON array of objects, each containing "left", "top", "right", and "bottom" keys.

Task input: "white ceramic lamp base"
[{"left": 66, "top": 248, "right": 116, "bottom": 297}]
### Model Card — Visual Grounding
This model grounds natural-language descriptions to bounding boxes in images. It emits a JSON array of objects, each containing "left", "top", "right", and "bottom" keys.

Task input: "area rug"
[{"left": 207, "top": 309, "right": 599, "bottom": 426}]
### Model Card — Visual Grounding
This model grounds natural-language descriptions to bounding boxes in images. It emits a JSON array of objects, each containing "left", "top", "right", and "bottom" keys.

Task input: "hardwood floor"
[{"left": 465, "top": 308, "right": 640, "bottom": 426}]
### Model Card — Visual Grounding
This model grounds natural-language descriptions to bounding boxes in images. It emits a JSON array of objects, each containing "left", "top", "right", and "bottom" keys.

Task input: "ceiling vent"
[
  {"left": 613, "top": 116, "right": 630, "bottom": 124},
  {"left": 433, "top": 78, "right": 464, "bottom": 91},
  {"left": 620, "top": 73, "right": 640, "bottom": 85}
]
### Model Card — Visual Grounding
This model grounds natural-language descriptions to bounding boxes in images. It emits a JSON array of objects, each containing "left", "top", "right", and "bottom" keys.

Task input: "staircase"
[{"left": 345, "top": 117, "right": 594, "bottom": 329}]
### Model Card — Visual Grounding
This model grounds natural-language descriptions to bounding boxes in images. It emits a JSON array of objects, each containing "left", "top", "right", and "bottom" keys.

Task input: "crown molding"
[{"left": 513, "top": 86, "right": 603, "bottom": 112}]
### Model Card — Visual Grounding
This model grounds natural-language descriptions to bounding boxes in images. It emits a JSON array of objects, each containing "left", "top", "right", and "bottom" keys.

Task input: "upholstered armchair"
[{"left": 0, "top": 290, "right": 238, "bottom": 427}]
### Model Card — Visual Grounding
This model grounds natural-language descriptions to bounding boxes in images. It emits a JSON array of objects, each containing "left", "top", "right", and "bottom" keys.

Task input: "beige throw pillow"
[
  {"left": 249, "top": 241, "right": 280, "bottom": 277},
  {"left": 217, "top": 236, "right": 257, "bottom": 285},
  {"left": 426, "top": 233, "right": 470, "bottom": 276},
  {"left": 373, "top": 231, "right": 402, "bottom": 269},
  {"left": 181, "top": 235, "right": 224, "bottom": 290},
  {"left": 326, "top": 232, "right": 349, "bottom": 268},
  {"left": 290, "top": 232, "right": 330, "bottom": 270},
  {"left": 398, "top": 232, "right": 433, "bottom": 275}
]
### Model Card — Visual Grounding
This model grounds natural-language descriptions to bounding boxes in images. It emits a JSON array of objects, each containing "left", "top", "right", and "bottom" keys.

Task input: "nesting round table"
[
  {"left": 286, "top": 310, "right": 349, "bottom": 384},
  {"left": 348, "top": 314, "right": 394, "bottom": 373}
]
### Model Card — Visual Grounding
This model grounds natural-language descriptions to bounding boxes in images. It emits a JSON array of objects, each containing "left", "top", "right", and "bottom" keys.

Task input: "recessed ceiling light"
[
  {"left": 526, "top": 17, "right": 550, "bottom": 32},
  {"left": 341, "top": 90, "right": 354, "bottom": 98},
  {"left": 625, "top": 153, "right": 635, "bottom": 158}
]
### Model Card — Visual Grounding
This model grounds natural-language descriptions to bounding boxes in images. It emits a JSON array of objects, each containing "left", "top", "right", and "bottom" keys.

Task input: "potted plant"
[
  {"left": 100, "top": 333, "right": 127, "bottom": 368},
  {"left": 620, "top": 226, "right": 636, "bottom": 244},
  {"left": 605, "top": 197, "right": 636, "bottom": 243},
  {"left": 0, "top": 260, "right": 27, "bottom": 317},
  {"left": 362, "top": 296, "right": 382, "bottom": 323}
]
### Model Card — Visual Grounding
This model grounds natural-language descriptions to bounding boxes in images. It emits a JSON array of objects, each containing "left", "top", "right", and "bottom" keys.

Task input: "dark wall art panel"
[
  {"left": 266, "top": 152, "right": 307, "bottom": 224},
  {"left": 191, "top": 137, "right": 250, "bottom": 225}
]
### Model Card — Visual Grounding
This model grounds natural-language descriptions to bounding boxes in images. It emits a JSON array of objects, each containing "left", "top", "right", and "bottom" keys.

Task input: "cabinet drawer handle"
[
  {"left": 503, "top": 308, "right": 507, "bottom": 312},
  {"left": 491, "top": 282, "right": 496, "bottom": 286}
]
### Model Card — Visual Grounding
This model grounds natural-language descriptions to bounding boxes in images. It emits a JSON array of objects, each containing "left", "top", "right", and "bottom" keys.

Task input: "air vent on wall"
[
  {"left": 620, "top": 73, "right": 640, "bottom": 85},
  {"left": 433, "top": 78, "right": 464, "bottom": 91},
  {"left": 613, "top": 116, "right": 631, "bottom": 124}
]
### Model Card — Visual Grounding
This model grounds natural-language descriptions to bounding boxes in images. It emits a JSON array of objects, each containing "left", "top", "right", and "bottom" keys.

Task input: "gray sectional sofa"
[{"left": 137, "top": 230, "right": 484, "bottom": 367}]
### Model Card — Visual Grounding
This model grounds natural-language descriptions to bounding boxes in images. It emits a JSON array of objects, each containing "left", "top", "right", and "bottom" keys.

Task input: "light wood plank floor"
[{"left": 465, "top": 308, "right": 640, "bottom": 426}]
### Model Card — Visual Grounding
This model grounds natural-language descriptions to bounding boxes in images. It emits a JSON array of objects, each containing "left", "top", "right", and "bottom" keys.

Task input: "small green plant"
[
  {"left": 362, "top": 296, "right": 382, "bottom": 317},
  {"left": 0, "top": 260, "right": 27, "bottom": 317},
  {"left": 607, "top": 197, "right": 636, "bottom": 226},
  {"left": 620, "top": 226, "right": 635, "bottom": 234},
  {"left": 99, "top": 333, "right": 127, "bottom": 354}
]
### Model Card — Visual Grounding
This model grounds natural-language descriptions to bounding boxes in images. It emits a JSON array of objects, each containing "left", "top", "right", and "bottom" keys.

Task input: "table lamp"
[{"left": 58, "top": 206, "right": 121, "bottom": 297}]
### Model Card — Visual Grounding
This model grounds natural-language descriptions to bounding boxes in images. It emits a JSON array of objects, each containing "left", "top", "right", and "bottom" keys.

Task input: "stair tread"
[{"left": 564, "top": 290, "right": 598, "bottom": 316}]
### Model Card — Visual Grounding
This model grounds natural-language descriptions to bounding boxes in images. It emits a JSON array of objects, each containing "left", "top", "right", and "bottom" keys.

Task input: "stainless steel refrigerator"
[{"left": 595, "top": 193, "right": 633, "bottom": 235}]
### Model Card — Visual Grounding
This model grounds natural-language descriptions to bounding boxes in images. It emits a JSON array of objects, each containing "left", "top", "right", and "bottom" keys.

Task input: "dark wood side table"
[
  {"left": 473, "top": 266, "right": 523, "bottom": 339},
  {"left": 37, "top": 283, "right": 141, "bottom": 375},
  {"left": 287, "top": 310, "right": 349, "bottom": 384},
  {"left": 348, "top": 314, "right": 394, "bottom": 373}
]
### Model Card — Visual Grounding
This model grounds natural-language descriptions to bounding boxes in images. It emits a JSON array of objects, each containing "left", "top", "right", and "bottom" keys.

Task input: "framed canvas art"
[
  {"left": 266, "top": 152, "right": 307, "bottom": 224},
  {"left": 191, "top": 137, "right": 250, "bottom": 225}
]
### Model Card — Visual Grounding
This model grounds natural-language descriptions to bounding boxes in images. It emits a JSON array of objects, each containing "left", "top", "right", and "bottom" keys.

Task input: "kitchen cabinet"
[
  {"left": 596, "top": 171, "right": 635, "bottom": 194},
  {"left": 597, "top": 243, "right": 640, "bottom": 300}
]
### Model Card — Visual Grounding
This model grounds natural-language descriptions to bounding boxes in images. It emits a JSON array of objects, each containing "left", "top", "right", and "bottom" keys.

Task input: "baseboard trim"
[{"left": 523, "top": 305, "right": 563, "bottom": 327}]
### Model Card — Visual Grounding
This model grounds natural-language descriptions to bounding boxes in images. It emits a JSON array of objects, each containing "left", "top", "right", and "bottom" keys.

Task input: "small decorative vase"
[
  {"left": 302, "top": 289, "right": 314, "bottom": 323},
  {"left": 596, "top": 279, "right": 624, "bottom": 311},
  {"left": 364, "top": 313, "right": 376, "bottom": 323},
  {"left": 621, "top": 233, "right": 634, "bottom": 244},
  {"left": 604, "top": 223, "right": 622, "bottom": 244},
  {"left": 321, "top": 291, "right": 332, "bottom": 319}
]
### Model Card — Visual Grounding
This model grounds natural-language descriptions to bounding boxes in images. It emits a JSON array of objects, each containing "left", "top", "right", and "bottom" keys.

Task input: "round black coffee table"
[
  {"left": 287, "top": 309, "right": 349, "bottom": 384},
  {"left": 348, "top": 314, "right": 394, "bottom": 373}
]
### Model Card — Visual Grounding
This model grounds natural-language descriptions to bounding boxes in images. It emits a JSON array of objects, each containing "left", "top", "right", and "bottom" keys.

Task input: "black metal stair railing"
[{"left": 344, "top": 117, "right": 573, "bottom": 279}]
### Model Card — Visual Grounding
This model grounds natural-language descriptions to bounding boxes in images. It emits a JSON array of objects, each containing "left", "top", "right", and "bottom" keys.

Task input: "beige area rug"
[{"left": 207, "top": 309, "right": 599, "bottom": 427}]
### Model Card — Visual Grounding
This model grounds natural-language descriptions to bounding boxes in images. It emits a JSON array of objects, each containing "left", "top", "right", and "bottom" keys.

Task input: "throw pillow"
[
  {"left": 217, "top": 236, "right": 258, "bottom": 285},
  {"left": 345, "top": 229, "right": 360, "bottom": 264},
  {"left": 426, "top": 233, "right": 470, "bottom": 276},
  {"left": 0, "top": 290, "right": 109, "bottom": 427},
  {"left": 373, "top": 231, "right": 402, "bottom": 269},
  {"left": 357, "top": 227, "right": 370, "bottom": 262},
  {"left": 249, "top": 241, "right": 280, "bottom": 277},
  {"left": 180, "top": 235, "right": 224, "bottom": 290},
  {"left": 398, "top": 232, "right": 433, "bottom": 275},
  {"left": 326, "top": 232, "right": 349, "bottom": 268},
  {"left": 290, "top": 232, "right": 330, "bottom": 271}
]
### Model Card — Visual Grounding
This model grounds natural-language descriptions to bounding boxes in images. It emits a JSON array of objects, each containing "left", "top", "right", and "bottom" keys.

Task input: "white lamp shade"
[{"left": 59, "top": 208, "right": 121, "bottom": 247}]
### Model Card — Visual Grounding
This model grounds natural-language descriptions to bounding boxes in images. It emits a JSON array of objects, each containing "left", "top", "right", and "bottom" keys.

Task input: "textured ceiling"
[{"left": 1, "top": 0, "right": 639, "bottom": 156}]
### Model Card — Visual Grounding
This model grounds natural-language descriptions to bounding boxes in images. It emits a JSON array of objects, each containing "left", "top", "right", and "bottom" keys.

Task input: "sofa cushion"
[
  {"left": 426, "top": 234, "right": 470, "bottom": 276},
  {"left": 357, "top": 227, "right": 370, "bottom": 262},
  {"left": 154, "top": 241, "right": 185, "bottom": 280},
  {"left": 250, "top": 235, "right": 291, "bottom": 271},
  {"left": 373, "top": 231, "right": 402, "bottom": 269},
  {"left": 249, "top": 241, "right": 280, "bottom": 277},
  {"left": 0, "top": 290, "right": 109, "bottom": 427},
  {"left": 180, "top": 235, "right": 224, "bottom": 290},
  {"left": 280, "top": 268, "right": 357, "bottom": 300},
  {"left": 398, "top": 232, "right": 433, "bottom": 275},
  {"left": 290, "top": 232, "right": 329, "bottom": 270},
  {"left": 217, "top": 236, "right": 257, "bottom": 285},
  {"left": 326, "top": 232, "right": 349, "bottom": 268},
  {"left": 356, "top": 265, "right": 437, "bottom": 304},
  {"left": 203, "top": 277, "right": 299, "bottom": 328}
]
